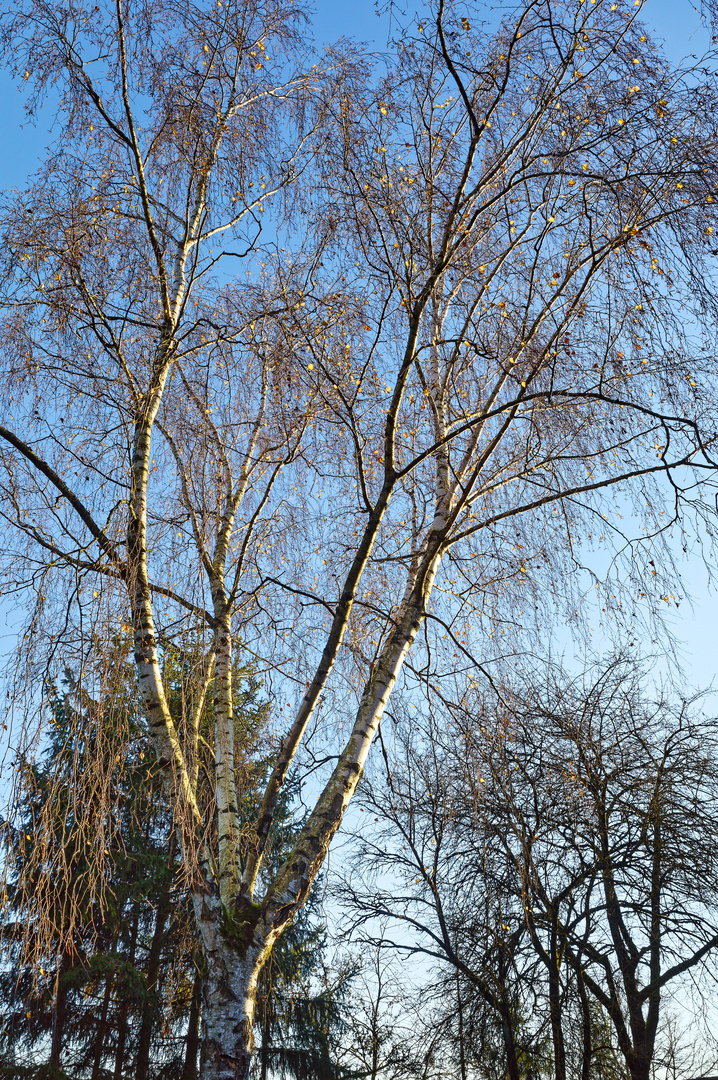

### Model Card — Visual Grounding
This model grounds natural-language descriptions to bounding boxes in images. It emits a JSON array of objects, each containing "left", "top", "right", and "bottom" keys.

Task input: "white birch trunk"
[
  {"left": 193, "top": 892, "right": 278, "bottom": 1080},
  {"left": 214, "top": 613, "right": 240, "bottom": 907},
  {"left": 129, "top": 374, "right": 202, "bottom": 827},
  {"left": 264, "top": 539, "right": 445, "bottom": 920}
]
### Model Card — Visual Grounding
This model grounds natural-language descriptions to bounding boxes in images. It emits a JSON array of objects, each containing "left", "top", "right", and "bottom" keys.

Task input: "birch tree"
[{"left": 2, "top": 0, "right": 718, "bottom": 1076}]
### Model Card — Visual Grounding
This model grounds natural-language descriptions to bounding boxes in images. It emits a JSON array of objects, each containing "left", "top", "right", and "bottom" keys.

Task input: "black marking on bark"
[
  {"left": 220, "top": 900, "right": 262, "bottom": 960},
  {"left": 272, "top": 903, "right": 298, "bottom": 930}
]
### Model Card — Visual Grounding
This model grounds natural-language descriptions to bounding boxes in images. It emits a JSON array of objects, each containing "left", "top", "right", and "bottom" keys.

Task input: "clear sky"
[{"left": 1, "top": 0, "right": 717, "bottom": 690}]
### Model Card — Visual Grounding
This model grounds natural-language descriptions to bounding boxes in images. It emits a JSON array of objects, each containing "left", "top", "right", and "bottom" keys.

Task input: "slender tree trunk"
[
  {"left": 49, "top": 952, "right": 70, "bottom": 1074},
  {"left": 135, "top": 832, "right": 176, "bottom": 1080},
  {"left": 548, "top": 922, "right": 566, "bottom": 1080},
  {"left": 135, "top": 882, "right": 173, "bottom": 1080},
  {"left": 91, "top": 972, "right": 114, "bottom": 1080},
  {"left": 500, "top": 1006, "right": 522, "bottom": 1080},
  {"left": 182, "top": 966, "right": 203, "bottom": 1080},
  {"left": 576, "top": 968, "right": 593, "bottom": 1080},
  {"left": 493, "top": 950, "right": 521, "bottom": 1080},
  {"left": 455, "top": 966, "right": 467, "bottom": 1080},
  {"left": 113, "top": 989, "right": 130, "bottom": 1078},
  {"left": 213, "top": 611, "right": 241, "bottom": 909},
  {"left": 113, "top": 901, "right": 141, "bottom": 1080},
  {"left": 258, "top": 994, "right": 271, "bottom": 1080}
]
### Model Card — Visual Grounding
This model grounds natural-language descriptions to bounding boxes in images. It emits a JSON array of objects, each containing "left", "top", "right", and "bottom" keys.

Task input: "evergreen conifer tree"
[{"left": 0, "top": 658, "right": 349, "bottom": 1079}]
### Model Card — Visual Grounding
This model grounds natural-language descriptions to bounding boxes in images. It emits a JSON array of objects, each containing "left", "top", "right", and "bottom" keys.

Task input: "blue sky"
[{"left": 1, "top": 0, "right": 717, "bottom": 689}]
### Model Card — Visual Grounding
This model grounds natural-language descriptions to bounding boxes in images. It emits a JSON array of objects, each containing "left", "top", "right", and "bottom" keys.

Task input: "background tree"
[
  {"left": 336, "top": 702, "right": 552, "bottom": 1080},
  {"left": 3, "top": 0, "right": 718, "bottom": 1075},
  {"left": 334, "top": 938, "right": 424, "bottom": 1080},
  {"left": 339, "top": 658, "right": 718, "bottom": 1080},
  {"left": 502, "top": 663, "right": 718, "bottom": 1080}
]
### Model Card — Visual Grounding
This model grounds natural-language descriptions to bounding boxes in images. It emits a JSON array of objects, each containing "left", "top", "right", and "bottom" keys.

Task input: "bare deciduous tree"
[{"left": 340, "top": 660, "right": 718, "bottom": 1080}]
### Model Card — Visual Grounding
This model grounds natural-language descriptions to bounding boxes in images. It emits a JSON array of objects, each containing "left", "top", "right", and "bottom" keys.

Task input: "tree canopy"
[{"left": 2, "top": 0, "right": 718, "bottom": 1075}]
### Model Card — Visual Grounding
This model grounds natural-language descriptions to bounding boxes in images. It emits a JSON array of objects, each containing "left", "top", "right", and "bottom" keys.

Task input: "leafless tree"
[
  {"left": 506, "top": 663, "right": 718, "bottom": 1080},
  {"left": 338, "top": 659, "right": 718, "bottom": 1080},
  {"left": 335, "top": 937, "right": 424, "bottom": 1080},
  {"left": 334, "top": 701, "right": 551, "bottom": 1080}
]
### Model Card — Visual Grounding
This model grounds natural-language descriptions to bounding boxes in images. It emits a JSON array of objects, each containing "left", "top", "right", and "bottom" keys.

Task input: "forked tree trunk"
[
  {"left": 196, "top": 566, "right": 443, "bottom": 1076},
  {"left": 113, "top": 901, "right": 140, "bottom": 1080},
  {"left": 194, "top": 894, "right": 277, "bottom": 1080}
]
